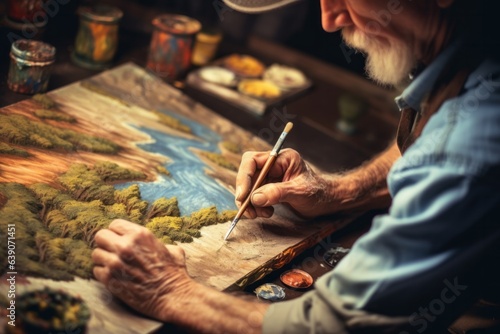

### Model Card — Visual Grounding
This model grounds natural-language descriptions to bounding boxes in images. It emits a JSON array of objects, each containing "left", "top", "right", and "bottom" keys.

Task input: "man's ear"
[{"left": 436, "top": 0, "right": 455, "bottom": 8}]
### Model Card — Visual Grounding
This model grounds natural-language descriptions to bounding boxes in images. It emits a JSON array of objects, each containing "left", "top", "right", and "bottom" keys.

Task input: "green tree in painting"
[
  {"left": 144, "top": 197, "right": 181, "bottom": 221},
  {"left": 58, "top": 164, "right": 115, "bottom": 204},
  {"left": 199, "top": 151, "right": 237, "bottom": 171},
  {"left": 218, "top": 210, "right": 238, "bottom": 224},
  {"left": 29, "top": 183, "right": 69, "bottom": 224},
  {"left": 93, "top": 161, "right": 146, "bottom": 182},
  {"left": 0, "top": 142, "right": 30, "bottom": 157},
  {"left": 156, "top": 165, "right": 171, "bottom": 176},
  {"left": 0, "top": 114, "right": 120, "bottom": 154},
  {"left": 114, "top": 185, "right": 148, "bottom": 223},
  {"left": 34, "top": 109, "right": 76, "bottom": 123},
  {"left": 145, "top": 216, "right": 183, "bottom": 237},
  {"left": 33, "top": 93, "right": 57, "bottom": 109},
  {"left": 221, "top": 141, "right": 242, "bottom": 154},
  {"left": 0, "top": 160, "right": 235, "bottom": 281},
  {"left": 189, "top": 206, "right": 219, "bottom": 228}
]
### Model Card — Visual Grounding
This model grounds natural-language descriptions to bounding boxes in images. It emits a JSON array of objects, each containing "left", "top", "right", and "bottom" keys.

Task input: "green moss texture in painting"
[
  {"left": 151, "top": 110, "right": 192, "bottom": 134},
  {"left": 33, "top": 94, "right": 57, "bottom": 109},
  {"left": 34, "top": 109, "right": 77, "bottom": 123},
  {"left": 0, "top": 113, "right": 119, "bottom": 154},
  {"left": 93, "top": 161, "right": 146, "bottom": 182},
  {"left": 199, "top": 151, "right": 237, "bottom": 171},
  {"left": 0, "top": 142, "right": 30, "bottom": 157},
  {"left": 222, "top": 141, "right": 242, "bottom": 154},
  {"left": 156, "top": 165, "right": 171, "bottom": 176},
  {"left": 0, "top": 161, "right": 238, "bottom": 281}
]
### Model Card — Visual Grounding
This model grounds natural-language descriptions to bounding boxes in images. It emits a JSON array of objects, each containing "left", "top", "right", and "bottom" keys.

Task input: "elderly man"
[{"left": 92, "top": 0, "right": 500, "bottom": 333}]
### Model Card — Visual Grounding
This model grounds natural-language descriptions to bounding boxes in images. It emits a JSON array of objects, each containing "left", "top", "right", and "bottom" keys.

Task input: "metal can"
[
  {"left": 72, "top": 4, "right": 123, "bottom": 70},
  {"left": 7, "top": 39, "right": 56, "bottom": 95},
  {"left": 146, "top": 14, "right": 201, "bottom": 81}
]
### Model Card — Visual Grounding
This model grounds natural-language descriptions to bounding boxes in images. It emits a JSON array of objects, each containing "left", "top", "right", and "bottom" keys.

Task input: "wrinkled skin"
[
  {"left": 235, "top": 148, "right": 333, "bottom": 219},
  {"left": 92, "top": 219, "right": 193, "bottom": 322}
]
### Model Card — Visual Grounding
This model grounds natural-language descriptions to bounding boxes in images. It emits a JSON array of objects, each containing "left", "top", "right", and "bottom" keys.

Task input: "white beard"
[{"left": 342, "top": 27, "right": 417, "bottom": 86}]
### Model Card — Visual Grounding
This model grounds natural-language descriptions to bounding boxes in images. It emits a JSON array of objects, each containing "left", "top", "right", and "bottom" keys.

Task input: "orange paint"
[{"left": 280, "top": 269, "right": 313, "bottom": 289}]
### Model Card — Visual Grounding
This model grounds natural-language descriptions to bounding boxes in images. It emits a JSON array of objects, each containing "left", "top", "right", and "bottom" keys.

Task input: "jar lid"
[
  {"left": 152, "top": 14, "right": 201, "bottom": 35},
  {"left": 78, "top": 5, "right": 123, "bottom": 23},
  {"left": 11, "top": 40, "right": 56, "bottom": 62}
]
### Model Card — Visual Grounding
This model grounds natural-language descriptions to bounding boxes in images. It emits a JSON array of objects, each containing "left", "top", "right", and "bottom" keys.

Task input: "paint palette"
[
  {"left": 280, "top": 269, "right": 314, "bottom": 289},
  {"left": 186, "top": 55, "right": 312, "bottom": 116}
]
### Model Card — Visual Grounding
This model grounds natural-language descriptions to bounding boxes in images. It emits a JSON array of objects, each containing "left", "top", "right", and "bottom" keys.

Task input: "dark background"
[{"left": 0, "top": 0, "right": 368, "bottom": 83}]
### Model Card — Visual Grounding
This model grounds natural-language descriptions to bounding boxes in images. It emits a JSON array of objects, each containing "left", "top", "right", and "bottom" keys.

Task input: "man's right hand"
[{"left": 235, "top": 148, "right": 334, "bottom": 219}]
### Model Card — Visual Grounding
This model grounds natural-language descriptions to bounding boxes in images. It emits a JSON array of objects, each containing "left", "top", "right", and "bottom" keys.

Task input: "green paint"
[{"left": 0, "top": 162, "right": 237, "bottom": 281}]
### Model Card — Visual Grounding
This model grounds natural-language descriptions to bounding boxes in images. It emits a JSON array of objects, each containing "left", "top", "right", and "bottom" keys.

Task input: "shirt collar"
[{"left": 395, "top": 39, "right": 463, "bottom": 112}]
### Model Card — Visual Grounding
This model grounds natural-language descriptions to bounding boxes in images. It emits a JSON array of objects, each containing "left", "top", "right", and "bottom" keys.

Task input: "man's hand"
[
  {"left": 93, "top": 219, "right": 270, "bottom": 333},
  {"left": 92, "top": 219, "right": 195, "bottom": 323},
  {"left": 236, "top": 144, "right": 398, "bottom": 220},
  {"left": 236, "top": 148, "right": 333, "bottom": 219}
]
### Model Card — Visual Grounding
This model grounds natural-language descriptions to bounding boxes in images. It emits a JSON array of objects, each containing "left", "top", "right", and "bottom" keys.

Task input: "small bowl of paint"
[
  {"left": 323, "top": 246, "right": 350, "bottom": 267},
  {"left": 198, "top": 66, "right": 237, "bottom": 87},
  {"left": 280, "top": 269, "right": 313, "bottom": 289},
  {"left": 254, "top": 283, "right": 286, "bottom": 302}
]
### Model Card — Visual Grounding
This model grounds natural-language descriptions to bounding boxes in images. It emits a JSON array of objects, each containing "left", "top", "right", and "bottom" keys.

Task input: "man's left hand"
[{"left": 92, "top": 219, "right": 195, "bottom": 322}]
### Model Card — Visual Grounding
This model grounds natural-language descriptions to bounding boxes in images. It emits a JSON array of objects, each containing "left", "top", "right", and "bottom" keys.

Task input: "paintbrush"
[{"left": 224, "top": 122, "right": 294, "bottom": 241}]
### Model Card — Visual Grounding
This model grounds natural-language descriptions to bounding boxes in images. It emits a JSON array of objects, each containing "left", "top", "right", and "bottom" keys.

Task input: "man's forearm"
[
  {"left": 320, "top": 142, "right": 400, "bottom": 214},
  {"left": 161, "top": 281, "right": 269, "bottom": 333}
]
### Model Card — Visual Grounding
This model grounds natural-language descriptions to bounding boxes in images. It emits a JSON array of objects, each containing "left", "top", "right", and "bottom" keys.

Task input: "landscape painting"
[{"left": 0, "top": 63, "right": 351, "bottom": 333}]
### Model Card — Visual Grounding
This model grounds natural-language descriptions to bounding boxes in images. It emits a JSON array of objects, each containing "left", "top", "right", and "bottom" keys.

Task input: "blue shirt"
[
  {"left": 324, "top": 41, "right": 500, "bottom": 313},
  {"left": 264, "top": 40, "right": 500, "bottom": 333}
]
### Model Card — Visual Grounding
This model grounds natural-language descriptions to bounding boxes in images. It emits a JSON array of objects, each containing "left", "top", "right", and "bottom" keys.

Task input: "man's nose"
[{"left": 320, "top": 0, "right": 353, "bottom": 32}]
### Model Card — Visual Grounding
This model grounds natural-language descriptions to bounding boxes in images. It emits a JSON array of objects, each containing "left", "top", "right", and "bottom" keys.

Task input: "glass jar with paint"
[
  {"left": 8, "top": 39, "right": 56, "bottom": 95},
  {"left": 6, "top": 0, "right": 44, "bottom": 22},
  {"left": 72, "top": 4, "right": 123, "bottom": 70},
  {"left": 147, "top": 14, "right": 201, "bottom": 81},
  {"left": 191, "top": 30, "right": 223, "bottom": 66},
  {"left": 4, "top": 0, "right": 47, "bottom": 37}
]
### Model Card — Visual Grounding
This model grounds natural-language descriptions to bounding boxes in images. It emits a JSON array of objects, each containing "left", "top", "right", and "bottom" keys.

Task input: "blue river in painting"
[{"left": 115, "top": 110, "right": 237, "bottom": 216}]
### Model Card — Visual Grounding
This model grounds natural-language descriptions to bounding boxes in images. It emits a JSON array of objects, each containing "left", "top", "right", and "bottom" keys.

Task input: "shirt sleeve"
[{"left": 262, "top": 288, "right": 409, "bottom": 334}]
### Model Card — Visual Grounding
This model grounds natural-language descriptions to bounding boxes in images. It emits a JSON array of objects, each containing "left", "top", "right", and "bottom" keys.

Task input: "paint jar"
[
  {"left": 9, "top": 288, "right": 91, "bottom": 334},
  {"left": 4, "top": 0, "right": 47, "bottom": 36},
  {"left": 7, "top": 39, "right": 56, "bottom": 95},
  {"left": 191, "top": 30, "right": 222, "bottom": 66},
  {"left": 336, "top": 93, "right": 367, "bottom": 135},
  {"left": 6, "top": 0, "right": 44, "bottom": 22},
  {"left": 147, "top": 14, "right": 201, "bottom": 81},
  {"left": 72, "top": 4, "right": 123, "bottom": 70}
]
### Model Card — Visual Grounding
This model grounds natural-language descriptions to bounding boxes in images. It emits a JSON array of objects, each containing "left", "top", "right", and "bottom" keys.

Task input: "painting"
[{"left": 0, "top": 63, "right": 352, "bottom": 333}]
